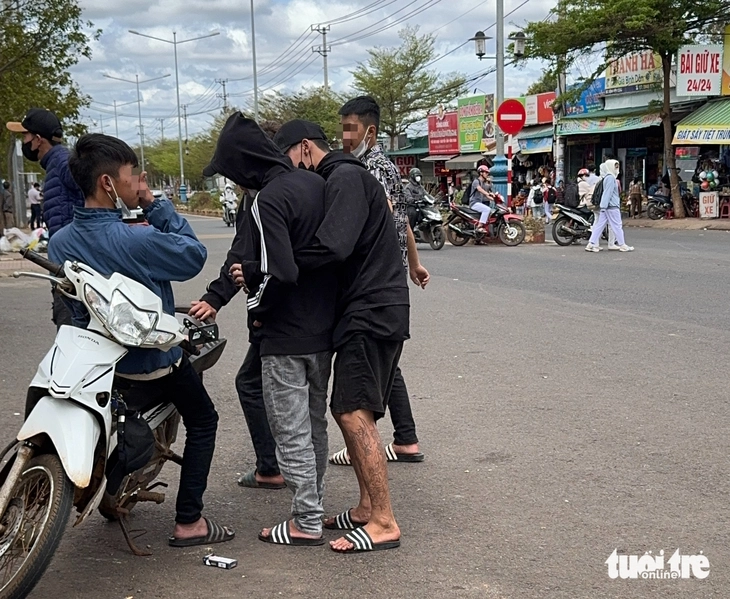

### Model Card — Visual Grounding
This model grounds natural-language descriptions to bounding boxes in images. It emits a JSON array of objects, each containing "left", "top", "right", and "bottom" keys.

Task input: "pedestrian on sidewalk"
[
  {"left": 586, "top": 159, "right": 634, "bottom": 253},
  {"left": 1, "top": 181, "right": 13, "bottom": 229},
  {"left": 629, "top": 177, "right": 643, "bottom": 218},
  {"left": 28, "top": 183, "right": 43, "bottom": 229}
]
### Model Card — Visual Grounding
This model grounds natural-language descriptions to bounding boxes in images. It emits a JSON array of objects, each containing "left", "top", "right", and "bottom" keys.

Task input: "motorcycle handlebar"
[{"left": 20, "top": 249, "right": 65, "bottom": 277}]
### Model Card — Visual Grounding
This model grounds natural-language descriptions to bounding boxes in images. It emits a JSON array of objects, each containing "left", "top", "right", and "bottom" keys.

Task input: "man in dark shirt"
[{"left": 266, "top": 119, "right": 408, "bottom": 552}]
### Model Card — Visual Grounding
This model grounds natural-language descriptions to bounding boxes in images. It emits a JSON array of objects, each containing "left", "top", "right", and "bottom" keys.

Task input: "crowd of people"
[{"left": 6, "top": 96, "right": 430, "bottom": 554}]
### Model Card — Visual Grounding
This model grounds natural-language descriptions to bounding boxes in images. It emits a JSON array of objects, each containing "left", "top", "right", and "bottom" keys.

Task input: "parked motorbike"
[
  {"left": 410, "top": 192, "right": 445, "bottom": 250},
  {"left": 445, "top": 197, "right": 526, "bottom": 247},
  {"left": 0, "top": 250, "right": 226, "bottom": 599},
  {"left": 552, "top": 204, "right": 607, "bottom": 246},
  {"left": 222, "top": 197, "right": 237, "bottom": 227},
  {"left": 647, "top": 192, "right": 699, "bottom": 220}
]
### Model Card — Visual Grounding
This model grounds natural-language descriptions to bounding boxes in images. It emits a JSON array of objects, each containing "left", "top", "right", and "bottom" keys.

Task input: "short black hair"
[
  {"left": 259, "top": 120, "right": 281, "bottom": 140},
  {"left": 587, "top": 164, "right": 596, "bottom": 173},
  {"left": 339, "top": 96, "right": 380, "bottom": 131},
  {"left": 33, "top": 182, "right": 40, "bottom": 188},
  {"left": 69, "top": 134, "right": 139, "bottom": 198},
  {"left": 2, "top": 181, "right": 9, "bottom": 189},
  {"left": 311, "top": 138, "right": 330, "bottom": 152}
]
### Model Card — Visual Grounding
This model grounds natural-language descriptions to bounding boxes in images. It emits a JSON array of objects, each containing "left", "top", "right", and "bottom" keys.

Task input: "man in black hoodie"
[
  {"left": 269, "top": 119, "right": 409, "bottom": 553},
  {"left": 203, "top": 113, "right": 336, "bottom": 547}
]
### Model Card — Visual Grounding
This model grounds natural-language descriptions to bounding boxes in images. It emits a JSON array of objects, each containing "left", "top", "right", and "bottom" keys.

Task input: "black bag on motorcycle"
[{"left": 106, "top": 401, "right": 155, "bottom": 494}]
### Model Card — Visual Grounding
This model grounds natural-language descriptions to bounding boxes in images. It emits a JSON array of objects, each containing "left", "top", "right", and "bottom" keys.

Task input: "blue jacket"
[
  {"left": 600, "top": 174, "right": 621, "bottom": 209},
  {"left": 40, "top": 145, "right": 85, "bottom": 237},
  {"left": 48, "top": 200, "right": 207, "bottom": 375}
]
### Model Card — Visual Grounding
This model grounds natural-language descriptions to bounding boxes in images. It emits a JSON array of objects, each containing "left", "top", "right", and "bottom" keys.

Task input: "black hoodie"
[
  {"left": 298, "top": 152, "right": 409, "bottom": 347},
  {"left": 204, "top": 114, "right": 337, "bottom": 356}
]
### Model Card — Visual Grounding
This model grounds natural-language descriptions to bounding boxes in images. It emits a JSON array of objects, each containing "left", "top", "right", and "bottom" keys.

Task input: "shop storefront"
[{"left": 514, "top": 124, "right": 554, "bottom": 186}]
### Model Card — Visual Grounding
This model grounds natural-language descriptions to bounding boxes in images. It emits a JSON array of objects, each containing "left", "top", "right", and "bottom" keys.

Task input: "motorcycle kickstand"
[{"left": 117, "top": 508, "right": 152, "bottom": 557}]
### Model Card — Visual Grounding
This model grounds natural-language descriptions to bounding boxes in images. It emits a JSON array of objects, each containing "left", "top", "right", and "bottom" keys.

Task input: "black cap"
[
  {"left": 6, "top": 108, "right": 63, "bottom": 142},
  {"left": 273, "top": 119, "right": 328, "bottom": 153}
]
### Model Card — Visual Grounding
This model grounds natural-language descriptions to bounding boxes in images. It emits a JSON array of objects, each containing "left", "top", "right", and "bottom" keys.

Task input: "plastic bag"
[
  {"left": 3, "top": 228, "right": 31, "bottom": 251},
  {"left": 0, "top": 236, "right": 11, "bottom": 253}
]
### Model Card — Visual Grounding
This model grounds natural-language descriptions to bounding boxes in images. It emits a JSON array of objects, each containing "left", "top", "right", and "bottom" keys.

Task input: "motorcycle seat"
[{"left": 460, "top": 206, "right": 482, "bottom": 217}]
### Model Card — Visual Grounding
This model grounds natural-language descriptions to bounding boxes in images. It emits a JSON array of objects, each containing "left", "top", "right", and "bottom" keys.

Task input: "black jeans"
[
  {"left": 117, "top": 358, "right": 219, "bottom": 524},
  {"left": 388, "top": 366, "right": 419, "bottom": 446},
  {"left": 30, "top": 204, "right": 42, "bottom": 229},
  {"left": 51, "top": 288, "right": 73, "bottom": 330},
  {"left": 235, "top": 343, "right": 280, "bottom": 477}
]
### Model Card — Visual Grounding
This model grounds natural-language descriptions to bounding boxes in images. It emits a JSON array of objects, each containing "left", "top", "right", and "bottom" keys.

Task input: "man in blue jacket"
[
  {"left": 7, "top": 108, "right": 85, "bottom": 326},
  {"left": 49, "top": 133, "right": 234, "bottom": 548}
]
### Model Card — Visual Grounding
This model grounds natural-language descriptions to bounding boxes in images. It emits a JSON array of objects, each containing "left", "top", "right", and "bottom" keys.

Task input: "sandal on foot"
[
  {"left": 258, "top": 520, "right": 325, "bottom": 546},
  {"left": 329, "top": 447, "right": 352, "bottom": 466},
  {"left": 385, "top": 443, "right": 425, "bottom": 463},
  {"left": 237, "top": 470, "right": 286, "bottom": 489},
  {"left": 331, "top": 527, "right": 401, "bottom": 553},
  {"left": 168, "top": 517, "right": 235, "bottom": 548},
  {"left": 324, "top": 509, "right": 368, "bottom": 531}
]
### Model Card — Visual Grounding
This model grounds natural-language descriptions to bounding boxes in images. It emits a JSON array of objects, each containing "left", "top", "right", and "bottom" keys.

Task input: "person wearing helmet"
[
  {"left": 404, "top": 168, "right": 426, "bottom": 230},
  {"left": 470, "top": 165, "right": 495, "bottom": 232},
  {"left": 577, "top": 169, "right": 593, "bottom": 207}
]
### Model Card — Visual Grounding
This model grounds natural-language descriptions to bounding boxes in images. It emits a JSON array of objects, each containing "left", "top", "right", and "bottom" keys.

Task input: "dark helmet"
[{"left": 409, "top": 168, "right": 423, "bottom": 183}]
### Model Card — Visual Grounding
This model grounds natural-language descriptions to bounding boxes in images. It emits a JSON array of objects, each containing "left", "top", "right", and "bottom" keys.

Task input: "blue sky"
[{"left": 73, "top": 0, "right": 557, "bottom": 146}]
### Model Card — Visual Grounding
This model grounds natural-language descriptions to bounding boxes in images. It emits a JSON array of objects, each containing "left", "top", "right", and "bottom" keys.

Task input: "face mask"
[
  {"left": 351, "top": 128, "right": 373, "bottom": 159},
  {"left": 105, "top": 178, "right": 133, "bottom": 218},
  {"left": 22, "top": 140, "right": 40, "bottom": 162},
  {"left": 298, "top": 145, "right": 315, "bottom": 172},
  {"left": 415, "top": 176, "right": 422, "bottom": 183}
]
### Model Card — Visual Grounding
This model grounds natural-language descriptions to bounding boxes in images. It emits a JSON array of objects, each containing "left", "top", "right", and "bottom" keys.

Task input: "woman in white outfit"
[{"left": 585, "top": 160, "right": 634, "bottom": 253}]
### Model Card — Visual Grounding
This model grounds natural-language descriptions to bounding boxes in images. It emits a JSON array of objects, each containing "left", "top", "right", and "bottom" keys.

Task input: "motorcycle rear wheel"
[
  {"left": 647, "top": 204, "right": 662, "bottom": 220},
  {"left": 498, "top": 221, "right": 526, "bottom": 246},
  {"left": 0, "top": 454, "right": 73, "bottom": 599},
  {"left": 446, "top": 217, "right": 471, "bottom": 246},
  {"left": 552, "top": 216, "right": 576, "bottom": 246},
  {"left": 429, "top": 225, "right": 446, "bottom": 250}
]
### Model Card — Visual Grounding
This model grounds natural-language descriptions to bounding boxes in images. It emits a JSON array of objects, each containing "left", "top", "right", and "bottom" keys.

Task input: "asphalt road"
[{"left": 1, "top": 217, "right": 729, "bottom": 599}]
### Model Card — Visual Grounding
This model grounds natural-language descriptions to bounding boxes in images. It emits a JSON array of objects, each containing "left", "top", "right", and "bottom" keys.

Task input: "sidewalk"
[
  {"left": 0, "top": 253, "right": 45, "bottom": 277},
  {"left": 622, "top": 217, "right": 730, "bottom": 231}
]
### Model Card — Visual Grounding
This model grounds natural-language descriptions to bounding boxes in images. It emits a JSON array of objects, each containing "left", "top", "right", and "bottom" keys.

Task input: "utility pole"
[
  {"left": 250, "top": 0, "right": 259, "bottom": 119},
  {"left": 98, "top": 114, "right": 105, "bottom": 134},
  {"left": 311, "top": 24, "right": 331, "bottom": 91},
  {"left": 182, "top": 105, "right": 189, "bottom": 155},
  {"left": 216, "top": 78, "right": 229, "bottom": 112},
  {"left": 156, "top": 117, "right": 165, "bottom": 142}
]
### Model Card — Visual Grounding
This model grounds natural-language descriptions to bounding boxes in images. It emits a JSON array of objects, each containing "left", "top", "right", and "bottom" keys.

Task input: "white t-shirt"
[{"left": 27, "top": 188, "right": 42, "bottom": 205}]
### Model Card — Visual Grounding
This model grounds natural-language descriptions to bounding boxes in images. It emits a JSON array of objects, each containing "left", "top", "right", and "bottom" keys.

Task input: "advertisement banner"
[
  {"left": 428, "top": 110, "right": 459, "bottom": 155},
  {"left": 722, "top": 24, "right": 730, "bottom": 95},
  {"left": 673, "top": 125, "right": 730, "bottom": 144},
  {"left": 566, "top": 78, "right": 605, "bottom": 116},
  {"left": 518, "top": 136, "right": 553, "bottom": 154},
  {"left": 524, "top": 92, "right": 557, "bottom": 125},
  {"left": 558, "top": 112, "right": 662, "bottom": 136},
  {"left": 677, "top": 45, "right": 722, "bottom": 96},
  {"left": 458, "top": 95, "right": 486, "bottom": 153},
  {"left": 393, "top": 156, "right": 415, "bottom": 177},
  {"left": 605, "top": 50, "right": 663, "bottom": 95},
  {"left": 700, "top": 191, "right": 719, "bottom": 219},
  {"left": 480, "top": 94, "right": 496, "bottom": 152}
]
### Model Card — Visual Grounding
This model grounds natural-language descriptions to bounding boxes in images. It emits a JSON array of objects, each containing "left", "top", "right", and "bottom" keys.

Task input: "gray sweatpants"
[
  {"left": 261, "top": 352, "right": 332, "bottom": 536},
  {"left": 589, "top": 208, "right": 624, "bottom": 247}
]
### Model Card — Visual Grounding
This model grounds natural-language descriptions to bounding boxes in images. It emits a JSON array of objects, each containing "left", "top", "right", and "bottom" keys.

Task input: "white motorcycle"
[
  {"left": 0, "top": 250, "right": 225, "bottom": 599},
  {"left": 222, "top": 197, "right": 237, "bottom": 228}
]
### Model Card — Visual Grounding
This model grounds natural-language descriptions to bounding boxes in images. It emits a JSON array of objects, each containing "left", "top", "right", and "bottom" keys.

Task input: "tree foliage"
[
  {"left": 523, "top": 0, "right": 730, "bottom": 217},
  {"left": 257, "top": 87, "right": 346, "bottom": 141},
  {"left": 525, "top": 71, "right": 557, "bottom": 96},
  {"left": 352, "top": 26, "right": 466, "bottom": 149},
  {"left": 0, "top": 0, "right": 100, "bottom": 160}
]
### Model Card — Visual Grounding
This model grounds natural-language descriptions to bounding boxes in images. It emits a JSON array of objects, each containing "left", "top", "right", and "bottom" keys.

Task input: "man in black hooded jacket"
[
  {"left": 267, "top": 119, "right": 409, "bottom": 553},
  {"left": 203, "top": 113, "right": 336, "bottom": 547}
]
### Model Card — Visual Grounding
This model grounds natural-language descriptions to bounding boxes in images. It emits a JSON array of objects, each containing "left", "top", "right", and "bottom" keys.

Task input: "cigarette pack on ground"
[{"left": 203, "top": 554, "right": 238, "bottom": 570}]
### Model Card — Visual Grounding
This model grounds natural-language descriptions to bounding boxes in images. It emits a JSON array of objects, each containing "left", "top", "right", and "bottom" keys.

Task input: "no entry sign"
[{"left": 496, "top": 99, "right": 527, "bottom": 135}]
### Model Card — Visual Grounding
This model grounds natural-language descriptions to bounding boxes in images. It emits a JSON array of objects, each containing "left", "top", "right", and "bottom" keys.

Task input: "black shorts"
[{"left": 331, "top": 333, "right": 403, "bottom": 419}]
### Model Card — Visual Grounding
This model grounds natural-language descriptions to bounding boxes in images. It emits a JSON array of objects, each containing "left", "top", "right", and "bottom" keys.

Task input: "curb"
[{"left": 622, "top": 219, "right": 730, "bottom": 231}]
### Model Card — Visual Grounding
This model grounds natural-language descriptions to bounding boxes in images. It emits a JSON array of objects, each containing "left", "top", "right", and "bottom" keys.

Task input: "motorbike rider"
[
  {"left": 470, "top": 165, "right": 495, "bottom": 232},
  {"left": 48, "top": 133, "right": 235, "bottom": 548},
  {"left": 404, "top": 168, "right": 427, "bottom": 230},
  {"left": 577, "top": 169, "right": 593, "bottom": 208}
]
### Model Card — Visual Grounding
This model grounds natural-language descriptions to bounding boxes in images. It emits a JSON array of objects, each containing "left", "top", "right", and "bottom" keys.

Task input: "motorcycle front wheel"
[
  {"left": 429, "top": 225, "right": 446, "bottom": 250},
  {"left": 498, "top": 221, "right": 526, "bottom": 246},
  {"left": 446, "top": 217, "right": 471, "bottom": 246},
  {"left": 0, "top": 453, "right": 74, "bottom": 599},
  {"left": 647, "top": 204, "right": 662, "bottom": 220},
  {"left": 552, "top": 216, "right": 576, "bottom": 246}
]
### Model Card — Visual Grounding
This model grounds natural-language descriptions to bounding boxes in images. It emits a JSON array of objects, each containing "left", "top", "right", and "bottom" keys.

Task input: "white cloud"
[{"left": 74, "top": 0, "right": 552, "bottom": 146}]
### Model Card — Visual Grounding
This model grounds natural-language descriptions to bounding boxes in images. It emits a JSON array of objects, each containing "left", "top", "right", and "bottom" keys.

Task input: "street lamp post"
[
  {"left": 129, "top": 29, "right": 220, "bottom": 203},
  {"left": 103, "top": 73, "right": 170, "bottom": 170}
]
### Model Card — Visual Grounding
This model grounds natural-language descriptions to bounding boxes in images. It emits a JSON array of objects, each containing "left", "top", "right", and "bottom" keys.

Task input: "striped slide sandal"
[
  {"left": 329, "top": 443, "right": 424, "bottom": 466},
  {"left": 324, "top": 509, "right": 368, "bottom": 531},
  {"left": 258, "top": 520, "right": 325, "bottom": 547},
  {"left": 331, "top": 527, "right": 401, "bottom": 553}
]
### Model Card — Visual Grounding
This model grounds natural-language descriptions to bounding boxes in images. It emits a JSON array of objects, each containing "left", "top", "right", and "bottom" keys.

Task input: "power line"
[
  {"left": 322, "top": 0, "right": 399, "bottom": 26},
  {"left": 329, "top": 0, "right": 425, "bottom": 46}
]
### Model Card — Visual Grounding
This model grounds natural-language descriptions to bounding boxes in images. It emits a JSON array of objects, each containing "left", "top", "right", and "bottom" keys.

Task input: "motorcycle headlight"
[{"left": 84, "top": 286, "right": 159, "bottom": 346}]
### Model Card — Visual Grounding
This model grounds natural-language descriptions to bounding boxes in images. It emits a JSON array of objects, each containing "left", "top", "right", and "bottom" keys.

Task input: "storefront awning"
[
  {"left": 673, "top": 99, "right": 730, "bottom": 145},
  {"left": 515, "top": 124, "right": 554, "bottom": 141},
  {"left": 557, "top": 108, "right": 662, "bottom": 136},
  {"left": 518, "top": 136, "right": 553, "bottom": 155},
  {"left": 444, "top": 154, "right": 485, "bottom": 170},
  {"left": 421, "top": 154, "right": 458, "bottom": 162}
]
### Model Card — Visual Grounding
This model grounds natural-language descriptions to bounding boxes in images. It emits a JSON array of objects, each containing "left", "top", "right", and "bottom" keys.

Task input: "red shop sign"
[
  {"left": 428, "top": 110, "right": 460, "bottom": 155},
  {"left": 394, "top": 155, "right": 416, "bottom": 177}
]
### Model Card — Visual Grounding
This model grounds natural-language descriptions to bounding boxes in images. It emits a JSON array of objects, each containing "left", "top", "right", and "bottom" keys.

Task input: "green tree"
[
  {"left": 352, "top": 26, "right": 466, "bottom": 150},
  {"left": 258, "top": 87, "right": 345, "bottom": 141},
  {"left": 525, "top": 71, "right": 557, "bottom": 96},
  {"left": 0, "top": 0, "right": 100, "bottom": 168},
  {"left": 523, "top": 0, "right": 729, "bottom": 217}
]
